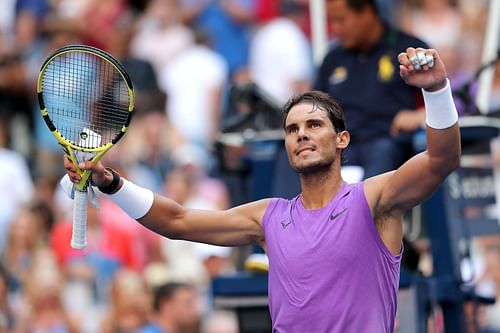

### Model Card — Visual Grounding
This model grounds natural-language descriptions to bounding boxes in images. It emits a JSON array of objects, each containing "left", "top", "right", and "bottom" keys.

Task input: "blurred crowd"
[{"left": 0, "top": 0, "right": 499, "bottom": 332}]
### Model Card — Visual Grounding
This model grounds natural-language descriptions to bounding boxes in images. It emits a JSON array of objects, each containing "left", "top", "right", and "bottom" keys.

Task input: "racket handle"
[{"left": 71, "top": 189, "right": 88, "bottom": 249}]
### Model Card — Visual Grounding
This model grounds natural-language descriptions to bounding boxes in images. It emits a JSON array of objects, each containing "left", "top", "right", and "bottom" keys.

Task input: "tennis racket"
[{"left": 37, "top": 45, "right": 134, "bottom": 249}]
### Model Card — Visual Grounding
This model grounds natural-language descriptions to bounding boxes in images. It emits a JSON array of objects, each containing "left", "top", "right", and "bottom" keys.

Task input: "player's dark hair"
[{"left": 282, "top": 90, "right": 346, "bottom": 133}]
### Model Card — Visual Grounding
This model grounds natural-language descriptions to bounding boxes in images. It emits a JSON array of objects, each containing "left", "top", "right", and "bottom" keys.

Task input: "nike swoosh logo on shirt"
[
  {"left": 330, "top": 208, "right": 347, "bottom": 221},
  {"left": 281, "top": 220, "right": 292, "bottom": 229}
]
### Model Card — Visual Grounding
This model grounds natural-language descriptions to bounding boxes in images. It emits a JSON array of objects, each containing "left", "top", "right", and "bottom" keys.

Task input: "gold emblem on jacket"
[
  {"left": 329, "top": 66, "right": 348, "bottom": 84},
  {"left": 378, "top": 55, "right": 394, "bottom": 82}
]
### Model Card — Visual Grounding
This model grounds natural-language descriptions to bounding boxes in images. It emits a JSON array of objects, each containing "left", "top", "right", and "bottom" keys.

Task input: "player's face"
[
  {"left": 284, "top": 103, "right": 342, "bottom": 174},
  {"left": 328, "top": 0, "right": 370, "bottom": 49}
]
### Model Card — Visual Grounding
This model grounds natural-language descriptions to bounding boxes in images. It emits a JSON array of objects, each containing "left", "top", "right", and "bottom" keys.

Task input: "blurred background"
[{"left": 0, "top": 0, "right": 499, "bottom": 332}]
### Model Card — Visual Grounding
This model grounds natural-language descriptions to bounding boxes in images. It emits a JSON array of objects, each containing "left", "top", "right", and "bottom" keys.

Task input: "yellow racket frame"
[{"left": 37, "top": 45, "right": 135, "bottom": 191}]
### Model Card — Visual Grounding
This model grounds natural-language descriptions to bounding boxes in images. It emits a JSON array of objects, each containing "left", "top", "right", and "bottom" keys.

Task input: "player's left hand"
[{"left": 398, "top": 47, "right": 448, "bottom": 92}]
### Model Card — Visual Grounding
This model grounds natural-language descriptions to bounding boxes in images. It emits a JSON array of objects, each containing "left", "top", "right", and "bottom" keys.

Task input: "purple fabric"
[{"left": 263, "top": 182, "right": 402, "bottom": 332}]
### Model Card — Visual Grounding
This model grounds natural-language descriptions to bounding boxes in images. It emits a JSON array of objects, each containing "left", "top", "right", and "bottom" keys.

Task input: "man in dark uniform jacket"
[{"left": 314, "top": 0, "right": 429, "bottom": 178}]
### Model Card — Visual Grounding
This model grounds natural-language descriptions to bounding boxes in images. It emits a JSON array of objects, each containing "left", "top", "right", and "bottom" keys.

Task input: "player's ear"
[{"left": 336, "top": 130, "right": 350, "bottom": 149}]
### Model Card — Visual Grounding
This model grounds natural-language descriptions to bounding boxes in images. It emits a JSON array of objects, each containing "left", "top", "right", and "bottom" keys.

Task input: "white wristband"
[
  {"left": 422, "top": 79, "right": 458, "bottom": 129},
  {"left": 109, "top": 179, "right": 154, "bottom": 220}
]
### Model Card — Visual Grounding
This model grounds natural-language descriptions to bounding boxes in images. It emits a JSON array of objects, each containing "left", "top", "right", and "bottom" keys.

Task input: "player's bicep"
[
  {"left": 184, "top": 205, "right": 266, "bottom": 246},
  {"left": 142, "top": 197, "right": 269, "bottom": 247},
  {"left": 372, "top": 152, "right": 447, "bottom": 212}
]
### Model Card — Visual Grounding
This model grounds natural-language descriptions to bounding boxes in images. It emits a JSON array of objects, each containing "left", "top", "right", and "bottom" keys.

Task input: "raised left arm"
[{"left": 369, "top": 47, "right": 461, "bottom": 215}]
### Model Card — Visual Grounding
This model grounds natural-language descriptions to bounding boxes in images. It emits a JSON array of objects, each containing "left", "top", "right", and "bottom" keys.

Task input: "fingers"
[
  {"left": 63, "top": 155, "right": 93, "bottom": 172},
  {"left": 63, "top": 155, "right": 76, "bottom": 172},
  {"left": 425, "top": 53, "right": 434, "bottom": 68},
  {"left": 64, "top": 155, "right": 80, "bottom": 183},
  {"left": 78, "top": 160, "right": 98, "bottom": 171},
  {"left": 63, "top": 155, "right": 100, "bottom": 183},
  {"left": 409, "top": 48, "right": 422, "bottom": 71},
  {"left": 398, "top": 47, "right": 435, "bottom": 72}
]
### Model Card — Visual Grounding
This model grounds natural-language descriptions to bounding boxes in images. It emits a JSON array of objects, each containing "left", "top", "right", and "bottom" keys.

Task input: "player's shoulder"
[
  {"left": 252, "top": 196, "right": 299, "bottom": 219},
  {"left": 253, "top": 197, "right": 290, "bottom": 214},
  {"left": 232, "top": 198, "right": 275, "bottom": 220}
]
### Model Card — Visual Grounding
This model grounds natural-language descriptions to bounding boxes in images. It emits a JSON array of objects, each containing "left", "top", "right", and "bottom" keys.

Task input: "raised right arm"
[{"left": 64, "top": 157, "right": 268, "bottom": 248}]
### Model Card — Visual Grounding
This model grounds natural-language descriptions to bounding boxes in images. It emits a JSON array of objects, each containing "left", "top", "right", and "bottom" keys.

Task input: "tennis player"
[{"left": 64, "top": 47, "right": 460, "bottom": 332}]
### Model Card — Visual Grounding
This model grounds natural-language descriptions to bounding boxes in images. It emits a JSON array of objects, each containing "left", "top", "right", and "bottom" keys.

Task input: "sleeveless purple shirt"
[{"left": 262, "top": 182, "right": 401, "bottom": 332}]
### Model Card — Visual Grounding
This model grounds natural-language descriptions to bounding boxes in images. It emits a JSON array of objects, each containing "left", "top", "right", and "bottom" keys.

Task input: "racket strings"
[{"left": 42, "top": 51, "right": 130, "bottom": 149}]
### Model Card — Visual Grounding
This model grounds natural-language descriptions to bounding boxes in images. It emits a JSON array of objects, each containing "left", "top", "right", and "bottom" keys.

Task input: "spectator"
[
  {"left": 1, "top": 204, "right": 44, "bottom": 292},
  {"left": 160, "top": 169, "right": 206, "bottom": 284},
  {"left": 122, "top": 110, "right": 178, "bottom": 194},
  {"left": 158, "top": 30, "right": 228, "bottom": 156},
  {"left": 249, "top": 0, "right": 313, "bottom": 105},
  {"left": 472, "top": 235, "right": 500, "bottom": 331},
  {"left": 98, "top": 167, "right": 166, "bottom": 271},
  {"left": 50, "top": 201, "right": 141, "bottom": 304},
  {"left": 193, "top": 243, "right": 235, "bottom": 314},
  {"left": 248, "top": 0, "right": 314, "bottom": 199},
  {"left": 179, "top": 0, "right": 256, "bottom": 80},
  {"left": 140, "top": 282, "right": 201, "bottom": 333},
  {"left": 400, "top": 0, "right": 462, "bottom": 52},
  {"left": 0, "top": 116, "right": 34, "bottom": 252},
  {"left": 13, "top": 0, "right": 50, "bottom": 54},
  {"left": 100, "top": 268, "right": 152, "bottom": 333},
  {"left": 314, "top": 0, "right": 429, "bottom": 179},
  {"left": 398, "top": 0, "right": 477, "bottom": 115},
  {"left": 105, "top": 12, "right": 161, "bottom": 116},
  {"left": 129, "top": 0, "right": 194, "bottom": 79},
  {"left": 75, "top": 0, "right": 131, "bottom": 52},
  {"left": 17, "top": 248, "right": 80, "bottom": 333}
]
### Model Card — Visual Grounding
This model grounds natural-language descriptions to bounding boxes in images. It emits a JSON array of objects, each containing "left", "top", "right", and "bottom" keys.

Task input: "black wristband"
[{"left": 98, "top": 168, "right": 121, "bottom": 194}]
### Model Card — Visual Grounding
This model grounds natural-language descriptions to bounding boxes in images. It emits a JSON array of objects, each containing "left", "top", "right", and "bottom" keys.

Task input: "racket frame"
[
  {"left": 36, "top": 45, "right": 134, "bottom": 249},
  {"left": 37, "top": 44, "right": 134, "bottom": 192}
]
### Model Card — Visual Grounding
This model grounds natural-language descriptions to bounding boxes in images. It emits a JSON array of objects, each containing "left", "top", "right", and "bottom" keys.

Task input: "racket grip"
[{"left": 71, "top": 189, "right": 88, "bottom": 249}]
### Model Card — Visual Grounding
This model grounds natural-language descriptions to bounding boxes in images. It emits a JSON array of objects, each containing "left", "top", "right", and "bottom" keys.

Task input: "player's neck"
[{"left": 300, "top": 171, "right": 345, "bottom": 210}]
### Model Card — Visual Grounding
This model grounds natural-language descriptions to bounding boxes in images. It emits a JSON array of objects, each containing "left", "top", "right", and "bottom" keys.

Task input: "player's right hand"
[
  {"left": 398, "top": 47, "right": 447, "bottom": 92},
  {"left": 63, "top": 155, "right": 108, "bottom": 187}
]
